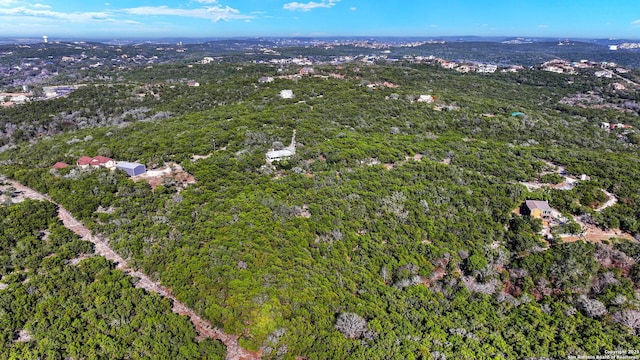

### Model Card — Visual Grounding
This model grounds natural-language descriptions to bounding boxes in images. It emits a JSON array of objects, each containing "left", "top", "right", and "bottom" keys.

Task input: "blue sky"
[{"left": 0, "top": 0, "right": 639, "bottom": 39}]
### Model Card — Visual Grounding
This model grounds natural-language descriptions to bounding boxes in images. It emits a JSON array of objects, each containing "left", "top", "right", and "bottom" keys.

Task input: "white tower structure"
[{"left": 43, "top": 36, "right": 48, "bottom": 43}]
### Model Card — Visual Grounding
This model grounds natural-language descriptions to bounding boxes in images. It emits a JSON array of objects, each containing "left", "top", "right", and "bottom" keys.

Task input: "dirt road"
[
  {"left": 3, "top": 180, "right": 260, "bottom": 360},
  {"left": 596, "top": 190, "right": 618, "bottom": 212}
]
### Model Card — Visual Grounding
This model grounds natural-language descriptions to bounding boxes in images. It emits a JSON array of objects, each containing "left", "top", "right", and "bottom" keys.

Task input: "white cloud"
[
  {"left": 122, "top": 5, "right": 252, "bottom": 21},
  {"left": 350, "top": 7, "right": 356, "bottom": 11},
  {"left": 32, "top": 3, "right": 51, "bottom": 9},
  {"left": 195, "top": 0, "right": 219, "bottom": 3},
  {"left": 537, "top": 24, "right": 548, "bottom": 28},
  {"left": 0, "top": 0, "right": 19, "bottom": 6},
  {"left": 632, "top": 19, "right": 640, "bottom": 27},
  {"left": 0, "top": 7, "right": 111, "bottom": 22},
  {"left": 283, "top": 0, "right": 339, "bottom": 12}
]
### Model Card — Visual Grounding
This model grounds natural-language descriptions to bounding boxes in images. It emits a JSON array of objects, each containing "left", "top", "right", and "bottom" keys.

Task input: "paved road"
[{"left": 4, "top": 180, "right": 260, "bottom": 360}]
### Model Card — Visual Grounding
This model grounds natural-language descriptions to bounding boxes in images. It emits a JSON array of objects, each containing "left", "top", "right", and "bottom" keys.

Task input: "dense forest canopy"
[{"left": 1, "top": 41, "right": 640, "bottom": 359}]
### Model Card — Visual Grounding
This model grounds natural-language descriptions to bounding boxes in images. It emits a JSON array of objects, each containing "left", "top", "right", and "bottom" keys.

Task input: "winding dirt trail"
[
  {"left": 4, "top": 180, "right": 260, "bottom": 360},
  {"left": 596, "top": 190, "right": 618, "bottom": 212}
]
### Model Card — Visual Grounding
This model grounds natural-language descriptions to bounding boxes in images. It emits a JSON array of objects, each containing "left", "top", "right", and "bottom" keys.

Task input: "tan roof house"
[{"left": 523, "top": 200, "right": 553, "bottom": 225}]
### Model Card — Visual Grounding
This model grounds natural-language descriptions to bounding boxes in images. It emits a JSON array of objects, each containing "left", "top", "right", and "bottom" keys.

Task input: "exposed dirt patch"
[
  {"left": 561, "top": 214, "right": 634, "bottom": 243},
  {"left": 378, "top": 154, "right": 427, "bottom": 171},
  {"left": 67, "top": 254, "right": 94, "bottom": 266},
  {"left": 421, "top": 267, "right": 446, "bottom": 288},
  {"left": 561, "top": 230, "right": 634, "bottom": 243},
  {"left": 131, "top": 162, "right": 196, "bottom": 191}
]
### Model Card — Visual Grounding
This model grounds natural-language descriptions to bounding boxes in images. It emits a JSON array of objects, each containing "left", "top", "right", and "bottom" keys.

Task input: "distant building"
[
  {"left": 417, "top": 95, "right": 434, "bottom": 103},
  {"left": 52, "top": 162, "right": 69, "bottom": 169},
  {"left": 544, "top": 66, "right": 564, "bottom": 74},
  {"left": 280, "top": 90, "right": 294, "bottom": 99},
  {"left": 77, "top": 156, "right": 115, "bottom": 169},
  {"left": 116, "top": 162, "right": 146, "bottom": 176},
  {"left": 594, "top": 70, "right": 612, "bottom": 78},
  {"left": 299, "top": 67, "right": 314, "bottom": 75},
  {"left": 258, "top": 76, "right": 274, "bottom": 83},
  {"left": 76, "top": 156, "right": 93, "bottom": 169},
  {"left": 522, "top": 200, "right": 553, "bottom": 224},
  {"left": 502, "top": 65, "right": 524, "bottom": 73},
  {"left": 266, "top": 130, "right": 296, "bottom": 163},
  {"left": 477, "top": 64, "right": 498, "bottom": 73},
  {"left": 91, "top": 156, "right": 116, "bottom": 169},
  {"left": 187, "top": 80, "right": 200, "bottom": 87},
  {"left": 42, "top": 85, "right": 79, "bottom": 99}
]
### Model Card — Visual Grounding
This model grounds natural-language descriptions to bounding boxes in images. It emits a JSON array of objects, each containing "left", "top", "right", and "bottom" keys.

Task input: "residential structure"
[
  {"left": 522, "top": 200, "right": 554, "bottom": 224},
  {"left": 116, "top": 162, "right": 146, "bottom": 176},
  {"left": 602, "top": 122, "right": 634, "bottom": 131},
  {"left": 477, "top": 64, "right": 498, "bottom": 73},
  {"left": 52, "top": 162, "right": 69, "bottom": 169},
  {"left": 77, "top": 156, "right": 116, "bottom": 169},
  {"left": 266, "top": 130, "right": 296, "bottom": 163},
  {"left": 91, "top": 156, "right": 116, "bottom": 169},
  {"left": 76, "top": 156, "right": 93, "bottom": 169},
  {"left": 299, "top": 67, "right": 314, "bottom": 75},
  {"left": 417, "top": 95, "right": 434, "bottom": 103},
  {"left": 280, "top": 90, "right": 294, "bottom": 99}
]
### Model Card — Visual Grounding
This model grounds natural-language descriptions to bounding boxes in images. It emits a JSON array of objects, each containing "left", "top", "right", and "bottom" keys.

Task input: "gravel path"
[
  {"left": 4, "top": 180, "right": 260, "bottom": 360},
  {"left": 596, "top": 190, "right": 618, "bottom": 212}
]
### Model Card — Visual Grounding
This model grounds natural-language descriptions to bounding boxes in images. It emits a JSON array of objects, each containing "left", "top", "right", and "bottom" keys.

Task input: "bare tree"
[
  {"left": 612, "top": 310, "right": 640, "bottom": 333},
  {"left": 335, "top": 312, "right": 368, "bottom": 339},
  {"left": 591, "top": 271, "right": 620, "bottom": 294},
  {"left": 380, "top": 191, "right": 409, "bottom": 222},
  {"left": 381, "top": 266, "right": 390, "bottom": 284},
  {"left": 431, "top": 351, "right": 447, "bottom": 360},
  {"left": 577, "top": 295, "right": 608, "bottom": 318}
]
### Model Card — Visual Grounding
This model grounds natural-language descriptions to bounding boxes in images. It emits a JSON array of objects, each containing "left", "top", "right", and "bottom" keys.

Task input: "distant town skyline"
[{"left": 0, "top": 0, "right": 639, "bottom": 40}]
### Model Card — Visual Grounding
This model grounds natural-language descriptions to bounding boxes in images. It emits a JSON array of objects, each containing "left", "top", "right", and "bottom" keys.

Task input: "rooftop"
[{"left": 525, "top": 200, "right": 552, "bottom": 212}]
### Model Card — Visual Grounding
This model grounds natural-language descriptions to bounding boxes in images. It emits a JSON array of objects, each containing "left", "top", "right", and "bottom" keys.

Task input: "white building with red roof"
[
  {"left": 91, "top": 156, "right": 116, "bottom": 169},
  {"left": 77, "top": 156, "right": 116, "bottom": 169},
  {"left": 76, "top": 156, "right": 93, "bottom": 169}
]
